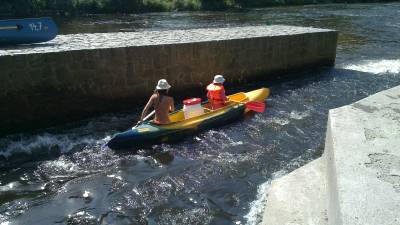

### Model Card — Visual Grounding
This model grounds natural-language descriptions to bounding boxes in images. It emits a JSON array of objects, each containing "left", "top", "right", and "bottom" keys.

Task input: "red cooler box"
[{"left": 183, "top": 98, "right": 203, "bottom": 119}]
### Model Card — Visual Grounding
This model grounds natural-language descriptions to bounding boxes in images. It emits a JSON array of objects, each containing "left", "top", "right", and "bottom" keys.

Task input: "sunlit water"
[{"left": 1, "top": 3, "right": 400, "bottom": 225}]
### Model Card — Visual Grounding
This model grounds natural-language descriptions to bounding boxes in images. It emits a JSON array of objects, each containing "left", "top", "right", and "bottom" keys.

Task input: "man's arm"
[{"left": 140, "top": 95, "right": 154, "bottom": 121}]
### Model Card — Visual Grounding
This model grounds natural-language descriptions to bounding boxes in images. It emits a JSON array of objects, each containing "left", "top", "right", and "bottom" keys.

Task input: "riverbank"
[{"left": 1, "top": 0, "right": 396, "bottom": 17}]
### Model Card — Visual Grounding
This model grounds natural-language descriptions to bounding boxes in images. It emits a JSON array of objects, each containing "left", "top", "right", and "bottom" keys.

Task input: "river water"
[{"left": 1, "top": 3, "right": 400, "bottom": 225}]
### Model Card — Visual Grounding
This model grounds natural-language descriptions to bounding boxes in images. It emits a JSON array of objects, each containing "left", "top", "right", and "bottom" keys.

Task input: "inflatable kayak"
[
  {"left": 107, "top": 87, "right": 270, "bottom": 150},
  {"left": 0, "top": 17, "right": 58, "bottom": 45}
]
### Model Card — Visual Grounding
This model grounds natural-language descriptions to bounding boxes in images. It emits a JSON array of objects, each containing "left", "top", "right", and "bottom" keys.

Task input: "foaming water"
[
  {"left": 0, "top": 112, "right": 133, "bottom": 167},
  {"left": 0, "top": 134, "right": 97, "bottom": 157},
  {"left": 343, "top": 59, "right": 400, "bottom": 74},
  {"left": 289, "top": 110, "right": 310, "bottom": 120},
  {"left": 244, "top": 179, "right": 272, "bottom": 225},
  {"left": 245, "top": 145, "right": 320, "bottom": 225}
]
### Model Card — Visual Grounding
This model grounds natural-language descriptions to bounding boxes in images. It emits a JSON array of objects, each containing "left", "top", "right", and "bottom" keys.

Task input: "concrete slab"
[
  {"left": 261, "top": 157, "right": 328, "bottom": 225},
  {"left": 0, "top": 25, "right": 334, "bottom": 56},
  {"left": 326, "top": 85, "right": 400, "bottom": 225}
]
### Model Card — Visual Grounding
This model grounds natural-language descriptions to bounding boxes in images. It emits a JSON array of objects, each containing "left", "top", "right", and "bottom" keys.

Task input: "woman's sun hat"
[
  {"left": 213, "top": 75, "right": 225, "bottom": 84},
  {"left": 156, "top": 79, "right": 171, "bottom": 90}
]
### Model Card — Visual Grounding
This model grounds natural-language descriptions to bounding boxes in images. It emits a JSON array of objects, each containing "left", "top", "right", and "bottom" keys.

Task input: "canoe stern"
[{"left": 245, "top": 87, "right": 270, "bottom": 102}]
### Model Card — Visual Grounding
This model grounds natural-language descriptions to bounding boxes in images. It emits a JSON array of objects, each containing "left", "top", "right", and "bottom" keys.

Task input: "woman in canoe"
[
  {"left": 139, "top": 79, "right": 175, "bottom": 124},
  {"left": 206, "top": 74, "right": 228, "bottom": 110}
]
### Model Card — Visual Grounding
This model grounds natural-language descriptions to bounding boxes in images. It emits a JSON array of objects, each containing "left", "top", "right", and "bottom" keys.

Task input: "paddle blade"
[{"left": 245, "top": 101, "right": 265, "bottom": 112}]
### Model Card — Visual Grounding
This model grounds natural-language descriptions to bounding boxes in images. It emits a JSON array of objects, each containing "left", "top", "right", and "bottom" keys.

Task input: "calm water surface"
[{"left": 1, "top": 3, "right": 400, "bottom": 225}]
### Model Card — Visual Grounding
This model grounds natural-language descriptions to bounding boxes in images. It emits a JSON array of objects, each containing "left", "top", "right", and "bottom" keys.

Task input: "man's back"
[{"left": 152, "top": 94, "right": 174, "bottom": 124}]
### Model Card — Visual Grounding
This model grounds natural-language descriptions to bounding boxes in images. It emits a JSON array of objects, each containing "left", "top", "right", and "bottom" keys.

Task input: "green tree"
[
  {"left": 3, "top": 0, "right": 45, "bottom": 16},
  {"left": 201, "top": 0, "right": 235, "bottom": 10},
  {"left": 101, "top": 0, "right": 142, "bottom": 13},
  {"left": 45, "top": 0, "right": 76, "bottom": 12}
]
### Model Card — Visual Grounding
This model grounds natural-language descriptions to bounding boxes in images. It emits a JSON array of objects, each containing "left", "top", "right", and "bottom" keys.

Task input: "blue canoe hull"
[{"left": 0, "top": 17, "right": 58, "bottom": 45}]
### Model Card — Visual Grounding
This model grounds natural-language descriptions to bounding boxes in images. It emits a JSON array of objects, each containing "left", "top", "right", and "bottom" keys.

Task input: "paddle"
[
  {"left": 228, "top": 94, "right": 266, "bottom": 113},
  {"left": 133, "top": 110, "right": 155, "bottom": 128},
  {"left": 0, "top": 25, "right": 23, "bottom": 31},
  {"left": 245, "top": 101, "right": 266, "bottom": 113}
]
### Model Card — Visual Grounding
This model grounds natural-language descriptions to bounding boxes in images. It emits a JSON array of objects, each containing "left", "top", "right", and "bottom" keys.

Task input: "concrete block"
[
  {"left": 261, "top": 157, "right": 328, "bottom": 225},
  {"left": 326, "top": 85, "right": 400, "bottom": 225}
]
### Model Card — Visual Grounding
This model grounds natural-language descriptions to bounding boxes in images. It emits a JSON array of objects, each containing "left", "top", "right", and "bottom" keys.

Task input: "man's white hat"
[
  {"left": 156, "top": 79, "right": 171, "bottom": 90},
  {"left": 213, "top": 74, "right": 225, "bottom": 84}
]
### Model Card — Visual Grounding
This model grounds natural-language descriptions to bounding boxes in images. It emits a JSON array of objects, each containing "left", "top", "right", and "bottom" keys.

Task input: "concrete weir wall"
[
  {"left": 0, "top": 25, "right": 337, "bottom": 134},
  {"left": 326, "top": 85, "right": 400, "bottom": 225},
  {"left": 261, "top": 85, "right": 400, "bottom": 225}
]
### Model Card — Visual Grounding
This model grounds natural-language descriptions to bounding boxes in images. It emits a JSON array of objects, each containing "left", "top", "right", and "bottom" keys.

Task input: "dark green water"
[{"left": 1, "top": 3, "right": 400, "bottom": 225}]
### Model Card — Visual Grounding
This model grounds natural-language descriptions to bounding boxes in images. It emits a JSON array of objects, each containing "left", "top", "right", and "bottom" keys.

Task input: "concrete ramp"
[{"left": 262, "top": 158, "right": 327, "bottom": 225}]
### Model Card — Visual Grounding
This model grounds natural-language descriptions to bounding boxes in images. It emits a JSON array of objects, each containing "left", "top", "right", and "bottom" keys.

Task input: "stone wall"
[{"left": 0, "top": 25, "right": 337, "bottom": 134}]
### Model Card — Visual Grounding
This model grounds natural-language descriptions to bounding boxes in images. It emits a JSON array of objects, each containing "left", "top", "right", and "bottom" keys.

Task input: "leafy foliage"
[{"left": 0, "top": 0, "right": 394, "bottom": 16}]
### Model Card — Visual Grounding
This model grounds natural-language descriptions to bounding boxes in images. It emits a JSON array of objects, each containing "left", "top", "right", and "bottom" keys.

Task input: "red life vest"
[{"left": 206, "top": 83, "right": 226, "bottom": 109}]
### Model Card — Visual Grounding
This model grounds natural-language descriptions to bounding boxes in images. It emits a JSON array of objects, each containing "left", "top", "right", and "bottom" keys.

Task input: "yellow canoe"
[{"left": 107, "top": 87, "right": 270, "bottom": 150}]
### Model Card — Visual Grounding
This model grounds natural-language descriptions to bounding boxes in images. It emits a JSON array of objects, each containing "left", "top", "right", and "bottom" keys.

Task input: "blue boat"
[{"left": 0, "top": 17, "right": 58, "bottom": 45}]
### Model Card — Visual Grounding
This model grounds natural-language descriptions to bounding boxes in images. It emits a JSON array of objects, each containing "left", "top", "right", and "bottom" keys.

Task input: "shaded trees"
[{"left": 0, "top": 0, "right": 396, "bottom": 17}]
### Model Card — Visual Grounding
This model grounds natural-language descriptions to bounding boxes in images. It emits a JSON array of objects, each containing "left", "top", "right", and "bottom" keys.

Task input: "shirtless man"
[{"left": 139, "top": 79, "right": 175, "bottom": 124}]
